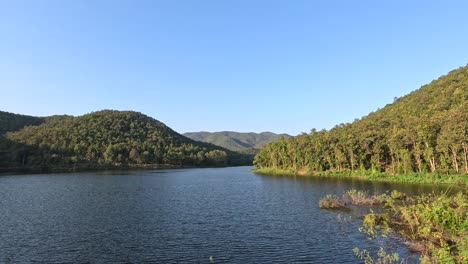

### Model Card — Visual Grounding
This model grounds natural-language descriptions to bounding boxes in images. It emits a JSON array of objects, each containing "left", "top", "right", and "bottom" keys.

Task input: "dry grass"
[
  {"left": 319, "top": 194, "right": 347, "bottom": 209},
  {"left": 345, "top": 189, "right": 380, "bottom": 205}
]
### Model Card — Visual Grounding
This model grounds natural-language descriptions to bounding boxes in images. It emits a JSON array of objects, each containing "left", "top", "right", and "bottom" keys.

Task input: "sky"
[{"left": 1, "top": 1, "right": 467, "bottom": 135}]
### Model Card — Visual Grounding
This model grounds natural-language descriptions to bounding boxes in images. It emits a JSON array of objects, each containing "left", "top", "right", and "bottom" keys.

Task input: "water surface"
[{"left": 0, "top": 166, "right": 450, "bottom": 263}]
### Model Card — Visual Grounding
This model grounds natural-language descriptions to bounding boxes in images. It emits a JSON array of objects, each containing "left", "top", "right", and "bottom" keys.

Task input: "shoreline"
[
  {"left": 0, "top": 163, "right": 250, "bottom": 176},
  {"left": 251, "top": 168, "right": 468, "bottom": 186}
]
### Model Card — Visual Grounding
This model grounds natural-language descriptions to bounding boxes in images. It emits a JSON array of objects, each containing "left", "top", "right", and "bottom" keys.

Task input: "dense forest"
[
  {"left": 184, "top": 131, "right": 290, "bottom": 153},
  {"left": 0, "top": 111, "right": 44, "bottom": 135},
  {"left": 254, "top": 65, "right": 468, "bottom": 175},
  {"left": 0, "top": 110, "right": 251, "bottom": 172}
]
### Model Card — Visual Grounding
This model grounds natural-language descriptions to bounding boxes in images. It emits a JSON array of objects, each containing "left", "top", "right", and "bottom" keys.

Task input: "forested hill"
[
  {"left": 0, "top": 110, "right": 251, "bottom": 172},
  {"left": 184, "top": 131, "right": 290, "bottom": 152},
  {"left": 0, "top": 111, "right": 44, "bottom": 135},
  {"left": 254, "top": 65, "right": 468, "bottom": 175}
]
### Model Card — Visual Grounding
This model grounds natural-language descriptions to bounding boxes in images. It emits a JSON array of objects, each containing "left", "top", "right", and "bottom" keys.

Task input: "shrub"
[
  {"left": 346, "top": 189, "right": 380, "bottom": 205},
  {"left": 319, "top": 194, "right": 346, "bottom": 209}
]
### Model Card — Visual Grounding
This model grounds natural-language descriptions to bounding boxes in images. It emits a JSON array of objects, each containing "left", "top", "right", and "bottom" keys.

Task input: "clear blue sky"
[{"left": 1, "top": 1, "right": 467, "bottom": 135}]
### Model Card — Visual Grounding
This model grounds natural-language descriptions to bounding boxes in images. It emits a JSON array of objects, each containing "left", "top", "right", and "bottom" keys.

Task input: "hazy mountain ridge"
[{"left": 184, "top": 131, "right": 291, "bottom": 152}]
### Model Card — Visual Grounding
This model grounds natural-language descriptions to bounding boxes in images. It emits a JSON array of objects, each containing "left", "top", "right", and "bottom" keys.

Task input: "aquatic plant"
[
  {"left": 320, "top": 190, "right": 468, "bottom": 263},
  {"left": 345, "top": 189, "right": 380, "bottom": 205},
  {"left": 319, "top": 194, "right": 346, "bottom": 209},
  {"left": 353, "top": 247, "right": 401, "bottom": 264}
]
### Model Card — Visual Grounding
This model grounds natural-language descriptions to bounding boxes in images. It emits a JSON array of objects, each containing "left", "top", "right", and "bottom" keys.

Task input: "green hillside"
[
  {"left": 0, "top": 110, "right": 251, "bottom": 172},
  {"left": 254, "top": 65, "right": 468, "bottom": 176},
  {"left": 0, "top": 111, "right": 44, "bottom": 135},
  {"left": 184, "top": 131, "right": 290, "bottom": 152}
]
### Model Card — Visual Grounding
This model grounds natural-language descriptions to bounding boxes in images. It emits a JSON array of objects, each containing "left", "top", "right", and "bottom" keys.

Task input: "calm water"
[{"left": 0, "top": 166, "right": 453, "bottom": 263}]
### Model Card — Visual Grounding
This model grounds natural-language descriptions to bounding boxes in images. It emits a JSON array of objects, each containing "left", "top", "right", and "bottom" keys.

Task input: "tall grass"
[
  {"left": 319, "top": 190, "right": 468, "bottom": 263},
  {"left": 252, "top": 168, "right": 468, "bottom": 185}
]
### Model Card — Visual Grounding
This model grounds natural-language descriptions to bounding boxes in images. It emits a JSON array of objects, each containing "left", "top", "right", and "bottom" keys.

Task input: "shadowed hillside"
[{"left": 0, "top": 111, "right": 44, "bottom": 135}]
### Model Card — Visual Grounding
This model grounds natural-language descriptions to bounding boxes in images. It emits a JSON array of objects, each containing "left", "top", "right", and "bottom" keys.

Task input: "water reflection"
[{"left": 0, "top": 167, "right": 456, "bottom": 263}]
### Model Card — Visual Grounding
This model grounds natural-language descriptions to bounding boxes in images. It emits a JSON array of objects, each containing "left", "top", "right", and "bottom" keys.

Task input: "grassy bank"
[
  {"left": 251, "top": 168, "right": 468, "bottom": 185},
  {"left": 320, "top": 190, "right": 468, "bottom": 263}
]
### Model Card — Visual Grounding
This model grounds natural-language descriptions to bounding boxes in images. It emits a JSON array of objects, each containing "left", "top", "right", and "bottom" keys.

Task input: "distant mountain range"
[{"left": 183, "top": 131, "right": 290, "bottom": 152}]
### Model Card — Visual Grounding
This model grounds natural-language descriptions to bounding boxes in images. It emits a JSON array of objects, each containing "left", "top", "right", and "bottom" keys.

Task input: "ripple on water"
[{"left": 0, "top": 167, "right": 427, "bottom": 263}]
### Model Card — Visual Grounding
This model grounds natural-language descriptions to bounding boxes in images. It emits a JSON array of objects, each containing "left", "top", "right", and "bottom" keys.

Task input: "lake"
[{"left": 0, "top": 166, "right": 451, "bottom": 263}]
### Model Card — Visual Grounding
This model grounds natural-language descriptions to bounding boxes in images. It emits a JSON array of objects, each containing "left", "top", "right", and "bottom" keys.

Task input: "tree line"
[
  {"left": 254, "top": 65, "right": 468, "bottom": 175},
  {"left": 1, "top": 110, "right": 251, "bottom": 172}
]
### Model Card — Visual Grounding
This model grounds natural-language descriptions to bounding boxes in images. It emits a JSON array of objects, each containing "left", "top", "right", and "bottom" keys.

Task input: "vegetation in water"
[
  {"left": 0, "top": 110, "right": 252, "bottom": 172},
  {"left": 346, "top": 189, "right": 380, "bottom": 205},
  {"left": 319, "top": 189, "right": 380, "bottom": 209},
  {"left": 353, "top": 247, "right": 400, "bottom": 264},
  {"left": 319, "top": 194, "right": 347, "bottom": 209},
  {"left": 253, "top": 65, "right": 468, "bottom": 182},
  {"left": 320, "top": 190, "right": 468, "bottom": 263}
]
